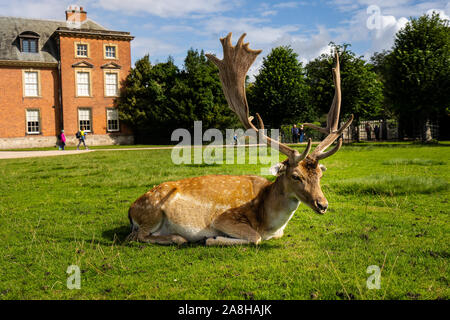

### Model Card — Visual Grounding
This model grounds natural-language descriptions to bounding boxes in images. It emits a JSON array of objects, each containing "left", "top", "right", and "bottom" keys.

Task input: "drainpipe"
[{"left": 58, "top": 60, "right": 64, "bottom": 130}]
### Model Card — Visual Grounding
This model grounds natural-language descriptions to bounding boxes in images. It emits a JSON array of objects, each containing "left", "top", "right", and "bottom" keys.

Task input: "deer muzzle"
[{"left": 314, "top": 200, "right": 328, "bottom": 214}]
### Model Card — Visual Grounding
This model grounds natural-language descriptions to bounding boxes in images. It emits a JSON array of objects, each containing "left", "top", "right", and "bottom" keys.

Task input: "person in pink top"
[{"left": 59, "top": 130, "right": 66, "bottom": 151}]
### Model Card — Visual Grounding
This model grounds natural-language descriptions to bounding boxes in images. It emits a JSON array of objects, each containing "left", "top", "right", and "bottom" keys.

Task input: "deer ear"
[
  {"left": 270, "top": 162, "right": 287, "bottom": 176},
  {"left": 319, "top": 164, "right": 327, "bottom": 172}
]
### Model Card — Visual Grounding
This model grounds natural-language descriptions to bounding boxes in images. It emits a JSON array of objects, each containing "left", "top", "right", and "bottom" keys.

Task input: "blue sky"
[{"left": 1, "top": 0, "right": 449, "bottom": 77}]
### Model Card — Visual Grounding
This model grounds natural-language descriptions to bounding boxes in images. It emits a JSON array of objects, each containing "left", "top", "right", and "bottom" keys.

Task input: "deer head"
[{"left": 206, "top": 33, "right": 353, "bottom": 214}]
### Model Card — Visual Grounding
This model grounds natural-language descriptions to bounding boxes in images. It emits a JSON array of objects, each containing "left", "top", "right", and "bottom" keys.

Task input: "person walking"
[
  {"left": 299, "top": 125, "right": 305, "bottom": 143},
  {"left": 374, "top": 125, "right": 380, "bottom": 141},
  {"left": 291, "top": 124, "right": 299, "bottom": 143},
  {"left": 76, "top": 127, "right": 89, "bottom": 150},
  {"left": 365, "top": 123, "right": 372, "bottom": 141},
  {"left": 58, "top": 130, "right": 66, "bottom": 150},
  {"left": 233, "top": 133, "right": 239, "bottom": 145}
]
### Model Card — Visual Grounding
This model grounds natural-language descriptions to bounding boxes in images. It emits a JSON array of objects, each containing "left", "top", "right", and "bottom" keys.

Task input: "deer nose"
[{"left": 315, "top": 201, "right": 328, "bottom": 213}]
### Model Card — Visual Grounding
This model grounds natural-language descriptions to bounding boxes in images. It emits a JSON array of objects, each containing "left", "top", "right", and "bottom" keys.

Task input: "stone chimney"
[{"left": 65, "top": 5, "right": 87, "bottom": 24}]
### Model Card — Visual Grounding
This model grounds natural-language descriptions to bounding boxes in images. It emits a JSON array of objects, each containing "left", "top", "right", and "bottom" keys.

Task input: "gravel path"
[
  {"left": 0, "top": 144, "right": 273, "bottom": 160},
  {"left": 0, "top": 149, "right": 94, "bottom": 159}
]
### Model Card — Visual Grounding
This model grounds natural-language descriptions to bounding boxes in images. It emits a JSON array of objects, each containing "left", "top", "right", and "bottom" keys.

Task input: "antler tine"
[
  {"left": 316, "top": 137, "right": 342, "bottom": 161},
  {"left": 303, "top": 51, "right": 341, "bottom": 134},
  {"left": 295, "top": 138, "right": 312, "bottom": 162},
  {"left": 306, "top": 51, "right": 353, "bottom": 160},
  {"left": 314, "top": 115, "right": 353, "bottom": 160},
  {"left": 302, "top": 123, "right": 328, "bottom": 134},
  {"left": 249, "top": 114, "right": 310, "bottom": 164},
  {"left": 254, "top": 113, "right": 311, "bottom": 163},
  {"left": 207, "top": 32, "right": 312, "bottom": 165},
  {"left": 328, "top": 51, "right": 341, "bottom": 132}
]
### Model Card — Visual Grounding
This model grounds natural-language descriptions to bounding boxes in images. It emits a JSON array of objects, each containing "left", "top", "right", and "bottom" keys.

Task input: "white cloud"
[
  {"left": 261, "top": 10, "right": 277, "bottom": 17},
  {"left": 0, "top": 0, "right": 74, "bottom": 19},
  {"left": 426, "top": 8, "right": 450, "bottom": 20},
  {"left": 328, "top": 0, "right": 449, "bottom": 59},
  {"left": 248, "top": 58, "right": 264, "bottom": 82},
  {"left": 198, "top": 17, "right": 302, "bottom": 80},
  {"left": 200, "top": 17, "right": 333, "bottom": 80},
  {"left": 273, "top": 1, "right": 306, "bottom": 9},
  {"left": 273, "top": 26, "right": 332, "bottom": 64},
  {"left": 95, "top": 0, "right": 231, "bottom": 18},
  {"left": 201, "top": 16, "right": 300, "bottom": 47},
  {"left": 329, "top": 0, "right": 360, "bottom": 12},
  {"left": 159, "top": 24, "right": 196, "bottom": 33},
  {"left": 369, "top": 15, "right": 408, "bottom": 54},
  {"left": 131, "top": 37, "right": 183, "bottom": 60},
  {"left": 372, "top": 1, "right": 448, "bottom": 17}
]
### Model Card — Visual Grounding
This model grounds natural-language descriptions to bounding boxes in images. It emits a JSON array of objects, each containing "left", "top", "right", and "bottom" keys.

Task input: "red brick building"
[{"left": 0, "top": 6, "right": 134, "bottom": 148}]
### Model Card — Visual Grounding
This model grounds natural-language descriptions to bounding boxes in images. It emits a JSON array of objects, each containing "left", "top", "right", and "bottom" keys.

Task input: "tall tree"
[
  {"left": 382, "top": 13, "right": 450, "bottom": 141},
  {"left": 116, "top": 55, "right": 174, "bottom": 142},
  {"left": 117, "top": 51, "right": 238, "bottom": 143},
  {"left": 306, "top": 44, "right": 384, "bottom": 141},
  {"left": 179, "top": 49, "right": 237, "bottom": 130},
  {"left": 247, "top": 46, "right": 311, "bottom": 128}
]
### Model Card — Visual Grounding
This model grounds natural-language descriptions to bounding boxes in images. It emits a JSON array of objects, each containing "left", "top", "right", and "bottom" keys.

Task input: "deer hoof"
[
  {"left": 252, "top": 237, "right": 262, "bottom": 245},
  {"left": 205, "top": 237, "right": 218, "bottom": 246},
  {"left": 172, "top": 235, "right": 188, "bottom": 246}
]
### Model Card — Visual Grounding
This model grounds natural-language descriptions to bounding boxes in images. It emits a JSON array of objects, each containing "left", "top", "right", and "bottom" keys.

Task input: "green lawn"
[{"left": 0, "top": 142, "right": 448, "bottom": 299}]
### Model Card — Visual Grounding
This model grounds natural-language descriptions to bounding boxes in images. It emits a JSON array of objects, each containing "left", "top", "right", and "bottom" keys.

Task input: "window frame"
[
  {"left": 20, "top": 38, "right": 39, "bottom": 53},
  {"left": 106, "top": 108, "right": 120, "bottom": 132},
  {"left": 25, "top": 109, "right": 41, "bottom": 135},
  {"left": 22, "top": 69, "right": 41, "bottom": 98},
  {"left": 77, "top": 107, "right": 92, "bottom": 133},
  {"left": 75, "top": 69, "right": 92, "bottom": 97},
  {"left": 74, "top": 42, "right": 90, "bottom": 58},
  {"left": 103, "top": 70, "right": 120, "bottom": 97},
  {"left": 103, "top": 43, "right": 118, "bottom": 60}
]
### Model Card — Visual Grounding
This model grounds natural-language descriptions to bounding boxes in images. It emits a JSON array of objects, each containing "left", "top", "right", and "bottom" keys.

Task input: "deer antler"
[
  {"left": 304, "top": 51, "right": 353, "bottom": 160},
  {"left": 206, "top": 32, "right": 311, "bottom": 165},
  {"left": 205, "top": 33, "right": 260, "bottom": 129}
]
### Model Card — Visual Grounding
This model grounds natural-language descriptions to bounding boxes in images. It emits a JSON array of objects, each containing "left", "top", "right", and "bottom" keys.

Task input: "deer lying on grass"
[{"left": 127, "top": 33, "right": 353, "bottom": 246}]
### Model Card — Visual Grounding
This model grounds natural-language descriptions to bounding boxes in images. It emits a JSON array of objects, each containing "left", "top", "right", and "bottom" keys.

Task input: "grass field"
[{"left": 0, "top": 142, "right": 448, "bottom": 300}]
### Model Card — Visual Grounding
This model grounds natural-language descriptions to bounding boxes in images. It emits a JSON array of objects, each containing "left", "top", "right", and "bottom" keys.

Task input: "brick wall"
[
  {"left": 0, "top": 66, "right": 60, "bottom": 138},
  {"left": 59, "top": 35, "right": 132, "bottom": 137}
]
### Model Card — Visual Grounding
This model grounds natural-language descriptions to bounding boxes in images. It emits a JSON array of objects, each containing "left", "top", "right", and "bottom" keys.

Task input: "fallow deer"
[{"left": 127, "top": 33, "right": 353, "bottom": 246}]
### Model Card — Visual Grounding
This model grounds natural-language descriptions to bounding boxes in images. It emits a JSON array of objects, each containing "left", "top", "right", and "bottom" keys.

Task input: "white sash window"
[
  {"left": 26, "top": 110, "right": 40, "bottom": 134},
  {"left": 76, "top": 72, "right": 90, "bottom": 96},
  {"left": 105, "top": 73, "right": 118, "bottom": 96},
  {"left": 24, "top": 71, "right": 39, "bottom": 97},
  {"left": 107, "top": 108, "right": 119, "bottom": 132},
  {"left": 78, "top": 108, "right": 91, "bottom": 132}
]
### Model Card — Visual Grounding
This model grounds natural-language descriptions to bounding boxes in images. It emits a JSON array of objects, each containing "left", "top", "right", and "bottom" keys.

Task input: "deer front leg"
[
  {"left": 131, "top": 225, "right": 187, "bottom": 245},
  {"left": 205, "top": 236, "right": 253, "bottom": 246},
  {"left": 270, "top": 229, "right": 284, "bottom": 240},
  {"left": 206, "top": 210, "right": 261, "bottom": 246},
  {"left": 139, "top": 233, "right": 188, "bottom": 246}
]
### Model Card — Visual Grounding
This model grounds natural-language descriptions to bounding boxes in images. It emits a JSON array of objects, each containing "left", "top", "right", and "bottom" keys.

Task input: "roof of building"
[{"left": 0, "top": 16, "right": 131, "bottom": 65}]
